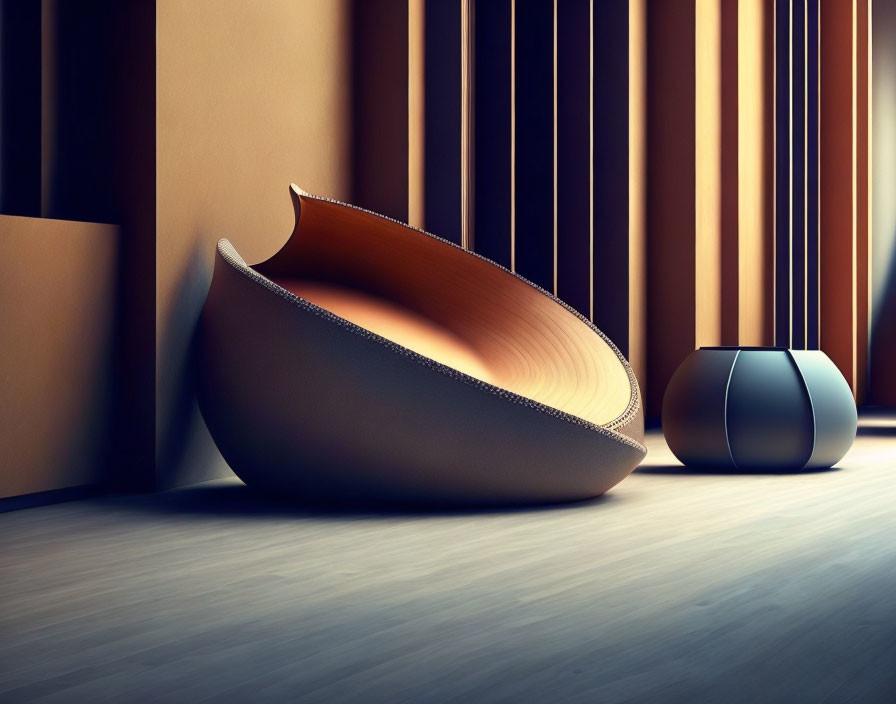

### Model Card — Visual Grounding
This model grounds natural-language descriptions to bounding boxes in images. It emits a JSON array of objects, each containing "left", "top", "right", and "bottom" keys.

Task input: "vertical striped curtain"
[{"left": 351, "top": 0, "right": 876, "bottom": 416}]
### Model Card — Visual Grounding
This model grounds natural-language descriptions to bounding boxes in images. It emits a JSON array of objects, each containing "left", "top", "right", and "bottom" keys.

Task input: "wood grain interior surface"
[{"left": 256, "top": 188, "right": 634, "bottom": 428}]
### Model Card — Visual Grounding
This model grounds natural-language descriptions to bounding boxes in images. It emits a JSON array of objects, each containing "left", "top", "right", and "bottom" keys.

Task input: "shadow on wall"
[
  {"left": 350, "top": 0, "right": 409, "bottom": 221},
  {"left": 869, "top": 233, "right": 896, "bottom": 405},
  {"left": 871, "top": 0, "right": 896, "bottom": 408},
  {"left": 156, "top": 0, "right": 407, "bottom": 490},
  {"left": 42, "top": 0, "right": 125, "bottom": 224},
  {"left": 4, "top": 0, "right": 159, "bottom": 490},
  {"left": 156, "top": 243, "right": 232, "bottom": 489}
]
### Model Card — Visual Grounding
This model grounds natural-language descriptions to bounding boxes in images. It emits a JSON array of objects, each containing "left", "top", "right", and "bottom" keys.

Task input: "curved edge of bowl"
[{"left": 215, "top": 236, "right": 646, "bottom": 455}]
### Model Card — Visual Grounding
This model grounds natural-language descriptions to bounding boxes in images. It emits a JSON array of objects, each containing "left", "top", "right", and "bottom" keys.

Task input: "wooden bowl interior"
[{"left": 254, "top": 192, "right": 633, "bottom": 427}]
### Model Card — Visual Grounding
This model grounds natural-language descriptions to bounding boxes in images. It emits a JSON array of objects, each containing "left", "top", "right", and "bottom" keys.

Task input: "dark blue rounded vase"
[{"left": 662, "top": 347, "right": 857, "bottom": 470}]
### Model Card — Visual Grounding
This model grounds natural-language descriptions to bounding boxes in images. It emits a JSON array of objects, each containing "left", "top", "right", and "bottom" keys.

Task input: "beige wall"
[
  {"left": 0, "top": 216, "right": 117, "bottom": 498},
  {"left": 155, "top": 0, "right": 354, "bottom": 487}
]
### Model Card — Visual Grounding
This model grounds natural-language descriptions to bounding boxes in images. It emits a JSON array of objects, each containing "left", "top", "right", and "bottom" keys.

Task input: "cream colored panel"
[
  {"left": 695, "top": 0, "right": 722, "bottom": 348},
  {"left": 0, "top": 216, "right": 117, "bottom": 498},
  {"left": 738, "top": 0, "right": 774, "bottom": 346}
]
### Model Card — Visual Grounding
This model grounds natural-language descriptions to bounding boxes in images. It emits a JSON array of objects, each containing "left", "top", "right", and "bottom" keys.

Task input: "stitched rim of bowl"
[{"left": 213, "top": 187, "right": 644, "bottom": 453}]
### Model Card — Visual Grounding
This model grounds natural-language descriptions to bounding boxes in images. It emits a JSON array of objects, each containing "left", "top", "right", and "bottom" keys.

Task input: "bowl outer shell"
[
  {"left": 196, "top": 247, "right": 646, "bottom": 505},
  {"left": 662, "top": 349, "right": 738, "bottom": 468},
  {"left": 788, "top": 350, "right": 857, "bottom": 468}
]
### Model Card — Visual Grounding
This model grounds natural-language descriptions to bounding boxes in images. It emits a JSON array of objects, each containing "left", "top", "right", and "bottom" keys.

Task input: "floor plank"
[{"left": 2, "top": 419, "right": 895, "bottom": 703}]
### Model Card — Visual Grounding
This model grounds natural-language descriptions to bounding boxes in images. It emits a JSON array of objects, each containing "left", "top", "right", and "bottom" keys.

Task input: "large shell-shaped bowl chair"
[{"left": 197, "top": 186, "right": 646, "bottom": 505}]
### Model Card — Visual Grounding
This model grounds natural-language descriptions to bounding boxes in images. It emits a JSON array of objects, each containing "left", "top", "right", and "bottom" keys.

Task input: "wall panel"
[
  {"left": 645, "top": 0, "right": 777, "bottom": 414},
  {"left": 646, "top": 0, "right": 698, "bottom": 415},
  {"left": 352, "top": 0, "right": 409, "bottom": 222},
  {"left": 791, "top": 0, "right": 806, "bottom": 349},
  {"left": 737, "top": 0, "right": 775, "bottom": 347},
  {"left": 0, "top": 0, "right": 157, "bottom": 490},
  {"left": 720, "top": 0, "right": 739, "bottom": 345},
  {"left": 774, "top": 0, "right": 821, "bottom": 352},
  {"left": 856, "top": 0, "right": 870, "bottom": 403},
  {"left": 593, "top": 0, "right": 634, "bottom": 359},
  {"left": 870, "top": 0, "right": 896, "bottom": 405},
  {"left": 472, "top": 0, "right": 512, "bottom": 268},
  {"left": 775, "top": 0, "right": 792, "bottom": 347},
  {"left": 514, "top": 0, "right": 554, "bottom": 292},
  {"left": 0, "top": 216, "right": 117, "bottom": 499},
  {"left": 0, "top": 1, "right": 41, "bottom": 216},
  {"left": 408, "top": 0, "right": 425, "bottom": 231},
  {"left": 41, "top": 0, "right": 135, "bottom": 225},
  {"left": 424, "top": 0, "right": 462, "bottom": 243},
  {"left": 556, "top": 0, "right": 591, "bottom": 317},
  {"left": 155, "top": 0, "right": 354, "bottom": 488},
  {"left": 695, "top": 0, "right": 723, "bottom": 349},
  {"left": 819, "top": 0, "right": 870, "bottom": 399},
  {"left": 627, "top": 0, "right": 648, "bottom": 394},
  {"left": 807, "top": 0, "right": 820, "bottom": 350}
]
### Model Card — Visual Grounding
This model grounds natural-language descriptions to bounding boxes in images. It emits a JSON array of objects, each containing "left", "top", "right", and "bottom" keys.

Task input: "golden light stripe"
[
  {"left": 628, "top": 0, "right": 647, "bottom": 387},
  {"left": 772, "top": 1, "right": 778, "bottom": 345},
  {"left": 695, "top": 0, "right": 722, "bottom": 347},
  {"left": 408, "top": 0, "right": 425, "bottom": 230},
  {"left": 737, "top": 0, "right": 768, "bottom": 346},
  {"left": 510, "top": 0, "right": 516, "bottom": 272},
  {"left": 460, "top": 0, "right": 473, "bottom": 250}
]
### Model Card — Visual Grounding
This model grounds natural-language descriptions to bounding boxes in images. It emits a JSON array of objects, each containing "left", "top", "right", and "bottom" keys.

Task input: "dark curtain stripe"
[
  {"left": 720, "top": 0, "right": 740, "bottom": 346},
  {"left": 791, "top": 0, "right": 806, "bottom": 349},
  {"left": 556, "top": 0, "right": 591, "bottom": 317},
  {"left": 473, "top": 0, "right": 512, "bottom": 269},
  {"left": 0, "top": 0, "right": 41, "bottom": 217},
  {"left": 592, "top": 0, "right": 630, "bottom": 352},
  {"left": 351, "top": 0, "right": 409, "bottom": 222},
  {"left": 775, "top": 0, "right": 791, "bottom": 347},
  {"left": 806, "top": 0, "right": 820, "bottom": 349},
  {"left": 46, "top": 0, "right": 145, "bottom": 224},
  {"left": 425, "top": 0, "right": 462, "bottom": 244},
  {"left": 514, "top": 0, "right": 554, "bottom": 291},
  {"left": 646, "top": 0, "right": 697, "bottom": 416}
]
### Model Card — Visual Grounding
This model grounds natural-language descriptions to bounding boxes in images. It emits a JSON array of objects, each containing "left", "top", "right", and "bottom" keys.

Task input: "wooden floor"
[{"left": 2, "top": 419, "right": 896, "bottom": 703}]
